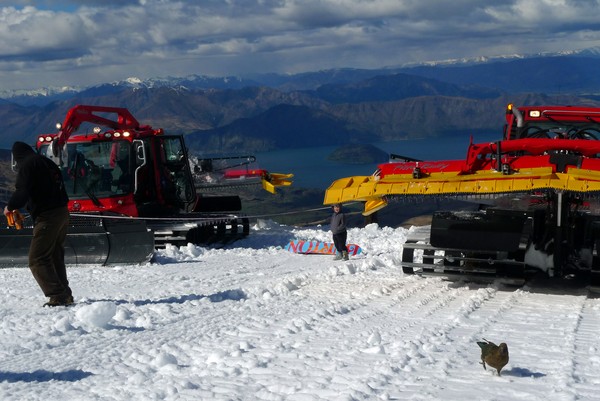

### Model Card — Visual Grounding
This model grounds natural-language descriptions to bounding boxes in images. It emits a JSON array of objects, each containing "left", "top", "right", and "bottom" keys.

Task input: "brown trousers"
[{"left": 29, "top": 206, "right": 71, "bottom": 298}]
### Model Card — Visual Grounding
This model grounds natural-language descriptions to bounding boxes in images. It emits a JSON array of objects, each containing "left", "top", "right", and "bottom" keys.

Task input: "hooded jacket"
[
  {"left": 330, "top": 207, "right": 347, "bottom": 235},
  {"left": 7, "top": 141, "right": 68, "bottom": 220}
]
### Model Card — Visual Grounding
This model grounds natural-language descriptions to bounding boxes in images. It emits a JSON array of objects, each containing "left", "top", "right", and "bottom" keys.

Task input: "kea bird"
[{"left": 477, "top": 338, "right": 509, "bottom": 376}]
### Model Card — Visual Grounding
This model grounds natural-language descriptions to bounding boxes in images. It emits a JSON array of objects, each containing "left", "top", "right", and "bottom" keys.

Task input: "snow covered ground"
[{"left": 1, "top": 220, "right": 599, "bottom": 401}]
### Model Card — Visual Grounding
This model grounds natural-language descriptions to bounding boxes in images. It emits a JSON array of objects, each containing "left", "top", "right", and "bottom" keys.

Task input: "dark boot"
[
  {"left": 43, "top": 295, "right": 74, "bottom": 307},
  {"left": 342, "top": 251, "right": 349, "bottom": 261}
]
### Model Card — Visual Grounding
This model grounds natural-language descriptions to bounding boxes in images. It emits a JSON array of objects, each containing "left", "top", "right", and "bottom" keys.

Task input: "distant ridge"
[
  {"left": 3, "top": 47, "right": 600, "bottom": 104},
  {"left": 1, "top": 50, "right": 600, "bottom": 151}
]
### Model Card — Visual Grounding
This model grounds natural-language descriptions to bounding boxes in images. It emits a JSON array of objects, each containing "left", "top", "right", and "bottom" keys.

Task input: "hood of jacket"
[{"left": 11, "top": 141, "right": 36, "bottom": 166}]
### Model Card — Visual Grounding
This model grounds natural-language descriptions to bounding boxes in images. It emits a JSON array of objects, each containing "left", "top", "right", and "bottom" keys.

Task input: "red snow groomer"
[
  {"left": 1, "top": 105, "right": 292, "bottom": 266},
  {"left": 325, "top": 104, "right": 600, "bottom": 286}
]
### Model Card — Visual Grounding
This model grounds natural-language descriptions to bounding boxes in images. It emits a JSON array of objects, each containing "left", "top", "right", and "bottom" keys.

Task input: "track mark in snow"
[
  {"left": 566, "top": 295, "right": 600, "bottom": 400},
  {"left": 408, "top": 284, "right": 600, "bottom": 401},
  {"left": 385, "top": 284, "right": 506, "bottom": 368},
  {"left": 233, "top": 275, "right": 492, "bottom": 399},
  {"left": 400, "top": 285, "right": 527, "bottom": 400}
]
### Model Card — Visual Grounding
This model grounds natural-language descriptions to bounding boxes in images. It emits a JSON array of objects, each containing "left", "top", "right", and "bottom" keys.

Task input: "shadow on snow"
[
  {"left": 87, "top": 288, "right": 247, "bottom": 306},
  {"left": 503, "top": 367, "right": 546, "bottom": 378},
  {"left": 0, "top": 369, "right": 93, "bottom": 383}
]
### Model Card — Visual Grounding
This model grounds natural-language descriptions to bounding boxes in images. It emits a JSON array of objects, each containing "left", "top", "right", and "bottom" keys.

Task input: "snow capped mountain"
[
  {"left": 123, "top": 76, "right": 144, "bottom": 86},
  {"left": 106, "top": 74, "right": 249, "bottom": 90},
  {"left": 0, "top": 74, "right": 252, "bottom": 104},
  {"left": 0, "top": 85, "right": 80, "bottom": 100},
  {"left": 400, "top": 48, "right": 599, "bottom": 69},
  {"left": 3, "top": 47, "right": 600, "bottom": 106}
]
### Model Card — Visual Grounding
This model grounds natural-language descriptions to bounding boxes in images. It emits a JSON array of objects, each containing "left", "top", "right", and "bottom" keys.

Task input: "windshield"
[{"left": 40, "top": 141, "right": 132, "bottom": 200}]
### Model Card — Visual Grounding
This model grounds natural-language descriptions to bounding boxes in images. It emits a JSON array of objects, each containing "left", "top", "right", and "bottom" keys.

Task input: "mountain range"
[{"left": 1, "top": 50, "right": 600, "bottom": 154}]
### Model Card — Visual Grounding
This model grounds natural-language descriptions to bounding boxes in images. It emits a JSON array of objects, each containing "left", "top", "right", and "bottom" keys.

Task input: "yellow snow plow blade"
[
  {"left": 262, "top": 173, "right": 294, "bottom": 194},
  {"left": 324, "top": 167, "right": 600, "bottom": 215}
]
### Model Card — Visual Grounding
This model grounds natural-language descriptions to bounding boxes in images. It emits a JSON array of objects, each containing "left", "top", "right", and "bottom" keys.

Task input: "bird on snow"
[{"left": 477, "top": 338, "right": 509, "bottom": 376}]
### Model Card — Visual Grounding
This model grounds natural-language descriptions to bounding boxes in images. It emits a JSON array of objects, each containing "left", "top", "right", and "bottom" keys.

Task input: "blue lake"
[{"left": 256, "top": 133, "right": 499, "bottom": 189}]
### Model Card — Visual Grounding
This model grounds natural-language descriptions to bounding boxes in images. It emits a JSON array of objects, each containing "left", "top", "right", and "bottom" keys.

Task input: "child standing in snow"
[{"left": 330, "top": 203, "right": 349, "bottom": 260}]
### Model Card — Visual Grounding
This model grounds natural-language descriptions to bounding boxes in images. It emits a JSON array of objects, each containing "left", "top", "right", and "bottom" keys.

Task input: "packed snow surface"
[{"left": 1, "top": 220, "right": 599, "bottom": 400}]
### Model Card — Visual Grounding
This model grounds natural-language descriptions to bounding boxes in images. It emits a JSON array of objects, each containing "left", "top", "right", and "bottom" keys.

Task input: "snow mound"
[{"left": 75, "top": 301, "right": 117, "bottom": 329}]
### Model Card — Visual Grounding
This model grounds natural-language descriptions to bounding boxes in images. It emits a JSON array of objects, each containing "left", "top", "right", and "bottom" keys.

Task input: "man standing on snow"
[
  {"left": 330, "top": 203, "right": 349, "bottom": 260},
  {"left": 3, "top": 141, "right": 73, "bottom": 307}
]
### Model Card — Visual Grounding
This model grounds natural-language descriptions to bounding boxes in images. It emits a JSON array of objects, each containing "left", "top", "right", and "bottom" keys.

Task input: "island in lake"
[{"left": 327, "top": 144, "right": 389, "bottom": 164}]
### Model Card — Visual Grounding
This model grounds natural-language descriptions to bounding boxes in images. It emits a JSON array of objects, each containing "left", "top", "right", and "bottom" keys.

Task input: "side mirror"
[
  {"left": 135, "top": 141, "right": 146, "bottom": 164},
  {"left": 133, "top": 140, "right": 147, "bottom": 194}
]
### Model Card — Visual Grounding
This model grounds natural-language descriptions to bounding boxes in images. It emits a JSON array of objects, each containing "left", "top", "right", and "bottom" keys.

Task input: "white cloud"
[{"left": 1, "top": 0, "right": 600, "bottom": 90}]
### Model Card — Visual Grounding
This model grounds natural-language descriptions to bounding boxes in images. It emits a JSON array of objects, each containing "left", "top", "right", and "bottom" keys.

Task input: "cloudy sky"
[{"left": 1, "top": 0, "right": 600, "bottom": 91}]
